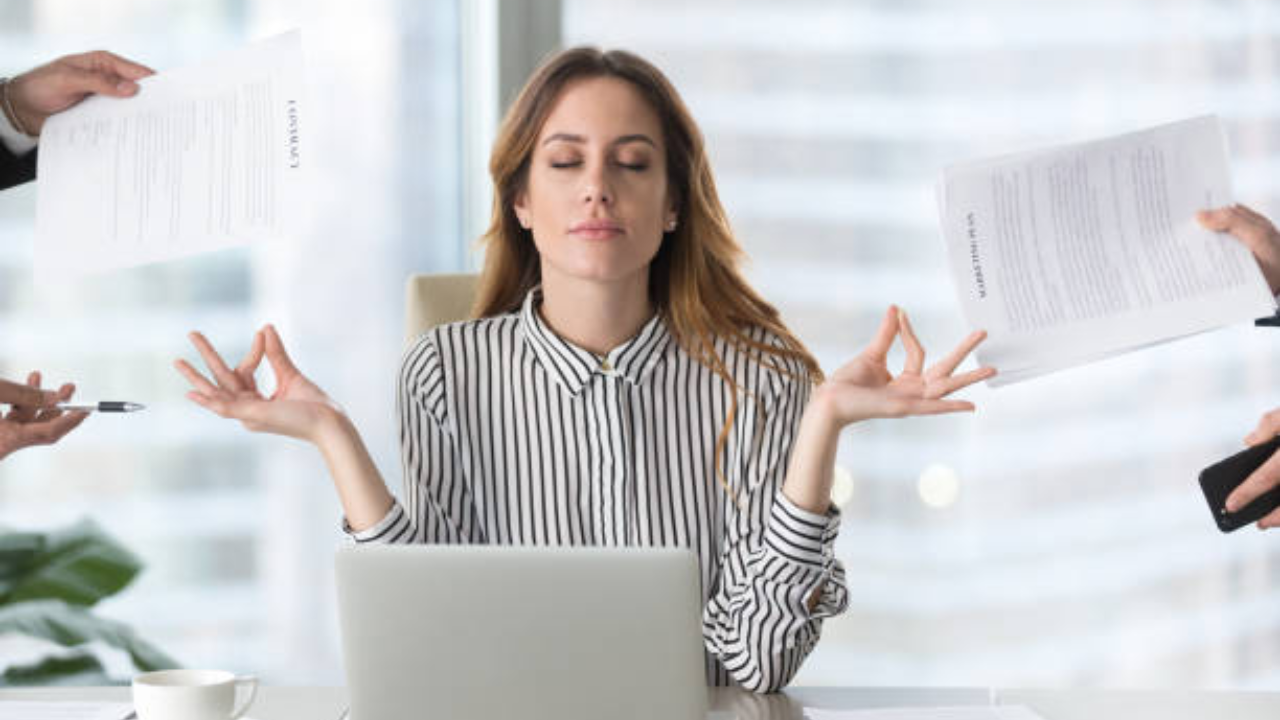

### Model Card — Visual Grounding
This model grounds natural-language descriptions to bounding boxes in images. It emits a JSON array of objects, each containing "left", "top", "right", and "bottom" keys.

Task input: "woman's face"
[{"left": 515, "top": 76, "right": 676, "bottom": 290}]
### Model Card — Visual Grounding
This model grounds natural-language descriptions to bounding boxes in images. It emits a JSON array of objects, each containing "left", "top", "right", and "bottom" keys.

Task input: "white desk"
[{"left": 2, "top": 685, "right": 1279, "bottom": 719}]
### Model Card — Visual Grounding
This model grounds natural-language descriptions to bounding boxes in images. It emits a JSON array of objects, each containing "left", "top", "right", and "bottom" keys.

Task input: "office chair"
[{"left": 404, "top": 273, "right": 480, "bottom": 343}]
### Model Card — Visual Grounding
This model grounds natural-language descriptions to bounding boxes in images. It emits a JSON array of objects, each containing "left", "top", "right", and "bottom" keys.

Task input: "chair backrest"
[{"left": 404, "top": 273, "right": 480, "bottom": 343}]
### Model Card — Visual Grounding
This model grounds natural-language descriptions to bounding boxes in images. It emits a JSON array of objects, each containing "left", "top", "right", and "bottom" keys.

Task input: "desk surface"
[{"left": 2, "top": 685, "right": 1279, "bottom": 719}]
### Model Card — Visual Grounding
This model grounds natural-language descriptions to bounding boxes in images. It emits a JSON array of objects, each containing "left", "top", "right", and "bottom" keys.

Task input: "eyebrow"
[{"left": 541, "top": 133, "right": 657, "bottom": 149}]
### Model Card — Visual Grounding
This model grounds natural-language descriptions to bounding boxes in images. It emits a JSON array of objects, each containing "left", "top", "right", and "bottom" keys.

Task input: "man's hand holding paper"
[
  {"left": 6, "top": 51, "right": 154, "bottom": 137},
  {"left": 936, "top": 116, "right": 1277, "bottom": 386},
  {"left": 1197, "top": 203, "right": 1280, "bottom": 295},
  {"left": 34, "top": 32, "right": 305, "bottom": 280}
]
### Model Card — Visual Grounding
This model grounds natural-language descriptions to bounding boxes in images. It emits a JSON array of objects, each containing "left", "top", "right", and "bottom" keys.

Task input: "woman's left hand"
[
  {"left": 782, "top": 306, "right": 995, "bottom": 515},
  {"left": 810, "top": 306, "right": 995, "bottom": 430}
]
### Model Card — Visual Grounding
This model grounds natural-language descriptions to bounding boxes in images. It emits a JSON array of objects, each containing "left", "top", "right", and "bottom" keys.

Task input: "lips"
[{"left": 569, "top": 219, "right": 625, "bottom": 239}]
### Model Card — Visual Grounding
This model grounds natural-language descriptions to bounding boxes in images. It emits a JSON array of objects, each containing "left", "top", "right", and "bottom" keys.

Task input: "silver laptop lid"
[{"left": 335, "top": 545, "right": 709, "bottom": 720}]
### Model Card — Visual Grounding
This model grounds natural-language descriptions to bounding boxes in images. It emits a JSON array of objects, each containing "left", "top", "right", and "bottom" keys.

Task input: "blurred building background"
[{"left": 1, "top": 0, "right": 1278, "bottom": 688}]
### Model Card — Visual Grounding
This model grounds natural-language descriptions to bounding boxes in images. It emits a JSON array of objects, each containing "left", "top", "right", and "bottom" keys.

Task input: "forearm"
[
  {"left": 314, "top": 410, "right": 395, "bottom": 531},
  {"left": 781, "top": 391, "right": 840, "bottom": 515}
]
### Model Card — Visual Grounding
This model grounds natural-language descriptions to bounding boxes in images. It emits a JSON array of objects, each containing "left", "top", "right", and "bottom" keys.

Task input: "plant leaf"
[
  {"left": 0, "top": 651, "right": 113, "bottom": 687},
  {"left": 0, "top": 532, "right": 46, "bottom": 597},
  {"left": 0, "top": 600, "right": 181, "bottom": 673},
  {"left": 2, "top": 521, "right": 141, "bottom": 607}
]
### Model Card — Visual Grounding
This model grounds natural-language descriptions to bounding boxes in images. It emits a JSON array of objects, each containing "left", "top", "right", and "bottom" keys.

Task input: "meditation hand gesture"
[
  {"left": 175, "top": 325, "right": 341, "bottom": 443},
  {"left": 812, "top": 306, "right": 995, "bottom": 428},
  {"left": 782, "top": 305, "right": 994, "bottom": 516}
]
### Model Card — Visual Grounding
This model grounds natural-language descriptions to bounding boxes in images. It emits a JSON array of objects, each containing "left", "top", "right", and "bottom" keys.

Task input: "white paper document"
[
  {"left": 0, "top": 701, "right": 133, "bottom": 720},
  {"left": 35, "top": 31, "right": 305, "bottom": 279},
  {"left": 804, "top": 705, "right": 1046, "bottom": 720},
  {"left": 936, "top": 116, "right": 1275, "bottom": 385}
]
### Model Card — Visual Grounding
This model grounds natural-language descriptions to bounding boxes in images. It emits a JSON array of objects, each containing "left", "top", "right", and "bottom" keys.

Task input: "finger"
[
  {"left": 188, "top": 331, "right": 245, "bottom": 392},
  {"left": 898, "top": 309, "right": 925, "bottom": 375},
  {"left": 861, "top": 306, "right": 899, "bottom": 361},
  {"left": 926, "top": 366, "right": 998, "bottom": 399},
  {"left": 927, "top": 329, "right": 988, "bottom": 379},
  {"left": 80, "top": 50, "right": 155, "bottom": 81},
  {"left": 0, "top": 378, "right": 46, "bottom": 408},
  {"left": 185, "top": 391, "right": 235, "bottom": 419},
  {"left": 174, "top": 358, "right": 221, "bottom": 396},
  {"left": 898, "top": 398, "right": 976, "bottom": 417},
  {"left": 1196, "top": 206, "right": 1235, "bottom": 231},
  {"left": 7, "top": 372, "right": 44, "bottom": 423},
  {"left": 59, "top": 65, "right": 133, "bottom": 99},
  {"left": 1197, "top": 205, "right": 1271, "bottom": 254},
  {"left": 235, "top": 329, "right": 266, "bottom": 393},
  {"left": 1232, "top": 202, "right": 1277, "bottom": 230},
  {"left": 31, "top": 383, "right": 74, "bottom": 422},
  {"left": 236, "top": 329, "right": 266, "bottom": 374},
  {"left": 263, "top": 324, "right": 301, "bottom": 378},
  {"left": 1226, "top": 447, "right": 1280, "bottom": 512},
  {"left": 18, "top": 411, "right": 88, "bottom": 448},
  {"left": 1245, "top": 409, "right": 1280, "bottom": 446},
  {"left": 59, "top": 51, "right": 152, "bottom": 96},
  {"left": 1259, "top": 506, "right": 1280, "bottom": 530}
]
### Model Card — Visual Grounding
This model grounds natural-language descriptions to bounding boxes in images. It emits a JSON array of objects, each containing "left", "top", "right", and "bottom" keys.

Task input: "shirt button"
[{"left": 600, "top": 359, "right": 613, "bottom": 371}]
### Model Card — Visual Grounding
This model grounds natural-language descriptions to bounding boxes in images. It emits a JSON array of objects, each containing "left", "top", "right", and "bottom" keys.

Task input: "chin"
[{"left": 551, "top": 257, "right": 651, "bottom": 285}]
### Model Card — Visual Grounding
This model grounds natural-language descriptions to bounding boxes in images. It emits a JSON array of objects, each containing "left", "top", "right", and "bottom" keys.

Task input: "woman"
[{"left": 176, "top": 47, "right": 995, "bottom": 692}]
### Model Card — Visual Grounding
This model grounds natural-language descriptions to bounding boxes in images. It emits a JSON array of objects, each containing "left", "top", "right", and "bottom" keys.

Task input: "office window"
[
  {"left": 565, "top": 0, "right": 1280, "bottom": 688},
  {"left": 0, "top": 0, "right": 463, "bottom": 683}
]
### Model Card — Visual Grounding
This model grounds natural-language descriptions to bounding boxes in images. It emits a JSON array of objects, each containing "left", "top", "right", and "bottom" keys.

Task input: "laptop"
[{"left": 334, "top": 545, "right": 710, "bottom": 720}]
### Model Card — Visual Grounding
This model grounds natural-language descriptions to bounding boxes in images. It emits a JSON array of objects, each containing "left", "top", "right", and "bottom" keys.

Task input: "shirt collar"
[{"left": 520, "top": 287, "right": 671, "bottom": 396}]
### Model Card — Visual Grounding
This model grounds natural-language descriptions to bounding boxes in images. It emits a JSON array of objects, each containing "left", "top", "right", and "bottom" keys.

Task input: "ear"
[{"left": 513, "top": 190, "right": 531, "bottom": 229}]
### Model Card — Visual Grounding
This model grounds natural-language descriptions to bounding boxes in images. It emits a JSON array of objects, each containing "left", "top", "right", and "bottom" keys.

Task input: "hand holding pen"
[{"left": 0, "top": 371, "right": 88, "bottom": 461}]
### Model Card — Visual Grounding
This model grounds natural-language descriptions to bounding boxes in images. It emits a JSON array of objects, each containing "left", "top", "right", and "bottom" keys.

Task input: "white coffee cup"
[{"left": 132, "top": 669, "right": 258, "bottom": 720}]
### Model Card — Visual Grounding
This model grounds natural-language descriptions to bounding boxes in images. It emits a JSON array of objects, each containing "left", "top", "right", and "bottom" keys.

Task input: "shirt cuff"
[
  {"left": 762, "top": 490, "right": 841, "bottom": 569},
  {"left": 342, "top": 502, "right": 408, "bottom": 543},
  {"left": 0, "top": 104, "right": 37, "bottom": 156}
]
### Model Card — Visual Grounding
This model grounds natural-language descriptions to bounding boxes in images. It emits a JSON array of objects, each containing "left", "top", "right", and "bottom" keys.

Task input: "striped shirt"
[{"left": 350, "top": 287, "right": 849, "bottom": 692}]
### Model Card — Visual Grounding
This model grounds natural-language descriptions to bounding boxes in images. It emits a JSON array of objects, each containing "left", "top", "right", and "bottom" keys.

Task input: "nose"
[{"left": 581, "top": 163, "right": 613, "bottom": 206}]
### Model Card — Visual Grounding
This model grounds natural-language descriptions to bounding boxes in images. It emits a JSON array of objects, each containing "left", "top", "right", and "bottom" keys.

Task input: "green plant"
[{"left": 0, "top": 519, "right": 179, "bottom": 685}]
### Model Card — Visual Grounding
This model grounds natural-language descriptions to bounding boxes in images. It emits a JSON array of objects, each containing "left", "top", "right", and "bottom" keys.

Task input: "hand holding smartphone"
[{"left": 1199, "top": 435, "right": 1280, "bottom": 532}]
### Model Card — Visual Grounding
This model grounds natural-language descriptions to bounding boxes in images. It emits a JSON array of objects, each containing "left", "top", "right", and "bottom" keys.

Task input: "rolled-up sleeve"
[{"left": 702, "top": 367, "right": 849, "bottom": 693}]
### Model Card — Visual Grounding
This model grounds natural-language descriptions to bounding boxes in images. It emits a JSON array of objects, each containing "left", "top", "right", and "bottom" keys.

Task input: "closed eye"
[{"left": 550, "top": 161, "right": 582, "bottom": 169}]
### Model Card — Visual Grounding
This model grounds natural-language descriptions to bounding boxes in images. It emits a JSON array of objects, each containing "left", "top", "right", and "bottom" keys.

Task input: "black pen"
[{"left": 55, "top": 401, "right": 146, "bottom": 413}]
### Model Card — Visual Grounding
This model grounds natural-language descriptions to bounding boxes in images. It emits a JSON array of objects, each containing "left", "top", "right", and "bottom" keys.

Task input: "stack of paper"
[
  {"left": 936, "top": 116, "right": 1275, "bottom": 385},
  {"left": 35, "top": 31, "right": 306, "bottom": 280}
]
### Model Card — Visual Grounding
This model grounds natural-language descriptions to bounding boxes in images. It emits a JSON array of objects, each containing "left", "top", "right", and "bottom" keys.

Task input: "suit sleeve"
[{"left": 0, "top": 144, "right": 35, "bottom": 191}]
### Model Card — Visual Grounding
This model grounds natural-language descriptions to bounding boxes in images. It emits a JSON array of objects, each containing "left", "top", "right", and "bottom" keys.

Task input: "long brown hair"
[{"left": 474, "top": 47, "right": 824, "bottom": 497}]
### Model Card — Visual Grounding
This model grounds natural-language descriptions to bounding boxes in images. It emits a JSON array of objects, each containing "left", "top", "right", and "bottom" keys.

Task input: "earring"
[{"left": 666, "top": 219, "right": 677, "bottom": 232}]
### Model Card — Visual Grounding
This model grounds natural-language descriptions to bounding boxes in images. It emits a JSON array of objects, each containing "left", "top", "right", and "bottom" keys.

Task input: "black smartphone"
[{"left": 1199, "top": 434, "right": 1280, "bottom": 533}]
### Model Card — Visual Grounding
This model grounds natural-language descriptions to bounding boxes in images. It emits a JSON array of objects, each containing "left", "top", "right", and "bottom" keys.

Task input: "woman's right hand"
[{"left": 175, "top": 324, "right": 342, "bottom": 443}]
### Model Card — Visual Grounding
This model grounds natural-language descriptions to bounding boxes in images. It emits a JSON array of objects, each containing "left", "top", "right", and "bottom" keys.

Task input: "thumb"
[
  {"left": 1247, "top": 410, "right": 1280, "bottom": 446},
  {"left": 1196, "top": 207, "right": 1234, "bottom": 231},
  {"left": 61, "top": 66, "right": 133, "bottom": 99}
]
